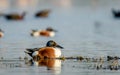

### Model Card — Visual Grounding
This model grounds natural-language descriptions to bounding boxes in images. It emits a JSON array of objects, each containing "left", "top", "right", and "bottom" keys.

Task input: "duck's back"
[
  {"left": 5, "top": 14, "right": 24, "bottom": 20},
  {"left": 40, "top": 31, "right": 49, "bottom": 36}
]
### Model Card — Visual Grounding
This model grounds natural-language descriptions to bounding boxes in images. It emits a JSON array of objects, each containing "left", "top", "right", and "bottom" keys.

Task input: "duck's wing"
[
  {"left": 24, "top": 48, "right": 40, "bottom": 57},
  {"left": 26, "top": 48, "right": 40, "bottom": 52}
]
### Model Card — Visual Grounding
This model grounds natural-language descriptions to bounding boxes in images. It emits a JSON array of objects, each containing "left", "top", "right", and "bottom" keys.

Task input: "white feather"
[
  {"left": 32, "top": 51, "right": 39, "bottom": 56},
  {"left": 32, "top": 32, "right": 40, "bottom": 37},
  {"left": 49, "top": 32, "right": 55, "bottom": 37},
  {"left": 54, "top": 48, "right": 61, "bottom": 58}
]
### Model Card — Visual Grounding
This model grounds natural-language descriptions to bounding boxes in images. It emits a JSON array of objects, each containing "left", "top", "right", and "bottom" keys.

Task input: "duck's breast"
[
  {"left": 32, "top": 31, "right": 40, "bottom": 37},
  {"left": 49, "top": 32, "right": 55, "bottom": 37},
  {"left": 54, "top": 48, "right": 61, "bottom": 58},
  {"left": 38, "top": 47, "right": 55, "bottom": 58}
]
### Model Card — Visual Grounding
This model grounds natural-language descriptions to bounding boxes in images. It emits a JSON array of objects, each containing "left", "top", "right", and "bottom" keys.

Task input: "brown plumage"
[
  {"left": 37, "top": 47, "right": 55, "bottom": 59},
  {"left": 36, "top": 59, "right": 55, "bottom": 68},
  {"left": 0, "top": 33, "right": 3, "bottom": 37},
  {"left": 4, "top": 12, "right": 26, "bottom": 20},
  {"left": 0, "top": 29, "right": 4, "bottom": 38},
  {"left": 39, "top": 30, "right": 51, "bottom": 37},
  {"left": 35, "top": 9, "right": 50, "bottom": 17},
  {"left": 25, "top": 59, "right": 61, "bottom": 70}
]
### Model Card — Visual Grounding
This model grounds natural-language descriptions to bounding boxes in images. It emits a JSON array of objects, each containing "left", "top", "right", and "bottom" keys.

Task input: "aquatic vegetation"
[{"left": 0, "top": 55, "right": 120, "bottom": 71}]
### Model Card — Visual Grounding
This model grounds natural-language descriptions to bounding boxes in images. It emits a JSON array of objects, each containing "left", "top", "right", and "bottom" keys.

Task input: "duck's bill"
[{"left": 56, "top": 45, "right": 64, "bottom": 49}]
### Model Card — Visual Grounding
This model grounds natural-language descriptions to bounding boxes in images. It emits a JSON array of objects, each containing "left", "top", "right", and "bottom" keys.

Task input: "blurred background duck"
[
  {"left": 35, "top": 9, "right": 50, "bottom": 18},
  {"left": 24, "top": 40, "right": 63, "bottom": 59},
  {"left": 31, "top": 27, "right": 57, "bottom": 37},
  {"left": 0, "top": 29, "right": 4, "bottom": 38},
  {"left": 1, "top": 12, "right": 26, "bottom": 20},
  {"left": 112, "top": 9, "right": 120, "bottom": 18}
]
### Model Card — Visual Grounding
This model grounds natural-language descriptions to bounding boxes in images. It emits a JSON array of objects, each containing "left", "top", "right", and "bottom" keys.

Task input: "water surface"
[{"left": 0, "top": 0, "right": 120, "bottom": 75}]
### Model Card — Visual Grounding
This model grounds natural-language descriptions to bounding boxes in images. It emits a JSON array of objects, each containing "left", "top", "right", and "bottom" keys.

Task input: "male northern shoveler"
[
  {"left": 35, "top": 9, "right": 50, "bottom": 18},
  {"left": 0, "top": 29, "right": 4, "bottom": 38},
  {"left": 25, "top": 40, "right": 63, "bottom": 59},
  {"left": 3, "top": 12, "right": 26, "bottom": 20},
  {"left": 31, "top": 27, "right": 57, "bottom": 37}
]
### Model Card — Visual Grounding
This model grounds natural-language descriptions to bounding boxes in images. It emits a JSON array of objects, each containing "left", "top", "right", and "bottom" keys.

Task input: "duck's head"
[{"left": 46, "top": 40, "right": 64, "bottom": 49}]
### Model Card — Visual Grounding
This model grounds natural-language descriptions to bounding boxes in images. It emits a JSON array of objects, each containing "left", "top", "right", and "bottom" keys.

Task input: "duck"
[
  {"left": 3, "top": 12, "right": 26, "bottom": 20},
  {"left": 24, "top": 40, "right": 63, "bottom": 59},
  {"left": 31, "top": 27, "right": 57, "bottom": 37},
  {"left": 0, "top": 29, "right": 4, "bottom": 38},
  {"left": 112, "top": 9, "right": 120, "bottom": 18},
  {"left": 35, "top": 9, "right": 50, "bottom": 18}
]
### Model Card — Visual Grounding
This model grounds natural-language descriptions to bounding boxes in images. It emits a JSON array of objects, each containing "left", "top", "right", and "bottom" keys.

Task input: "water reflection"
[
  {"left": 25, "top": 59, "right": 61, "bottom": 74},
  {"left": 93, "top": 56, "right": 120, "bottom": 70},
  {"left": 94, "top": 21, "right": 102, "bottom": 34}
]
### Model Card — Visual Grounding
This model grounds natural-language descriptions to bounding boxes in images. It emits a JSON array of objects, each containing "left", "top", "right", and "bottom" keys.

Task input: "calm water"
[{"left": 0, "top": 0, "right": 120, "bottom": 75}]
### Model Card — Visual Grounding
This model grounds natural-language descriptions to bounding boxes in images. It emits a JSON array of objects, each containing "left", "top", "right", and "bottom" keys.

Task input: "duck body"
[
  {"left": 112, "top": 9, "right": 120, "bottom": 18},
  {"left": 32, "top": 47, "right": 61, "bottom": 59},
  {"left": 25, "top": 40, "right": 63, "bottom": 59},
  {"left": 4, "top": 12, "right": 26, "bottom": 20},
  {"left": 31, "top": 27, "right": 57, "bottom": 37},
  {"left": 31, "top": 30, "right": 55, "bottom": 37},
  {"left": 35, "top": 10, "right": 50, "bottom": 18}
]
